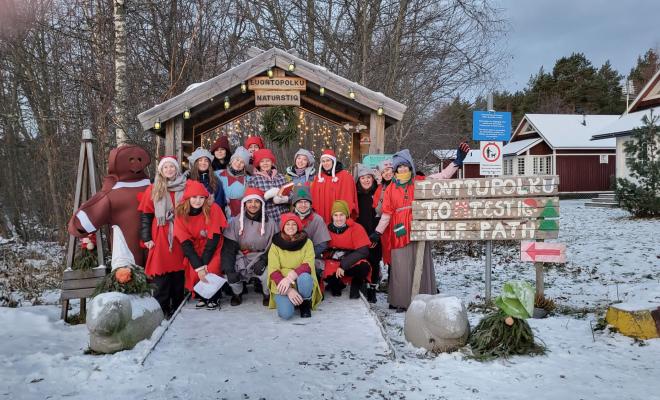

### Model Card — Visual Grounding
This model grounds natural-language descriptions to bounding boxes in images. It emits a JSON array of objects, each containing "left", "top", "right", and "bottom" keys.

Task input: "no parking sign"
[{"left": 479, "top": 141, "right": 502, "bottom": 176}]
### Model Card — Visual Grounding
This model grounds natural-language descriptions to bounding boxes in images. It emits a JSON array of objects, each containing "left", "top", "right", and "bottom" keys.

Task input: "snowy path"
[{"left": 142, "top": 292, "right": 392, "bottom": 398}]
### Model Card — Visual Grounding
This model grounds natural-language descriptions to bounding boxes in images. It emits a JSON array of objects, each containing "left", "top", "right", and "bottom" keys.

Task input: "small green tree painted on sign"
[{"left": 615, "top": 111, "right": 660, "bottom": 217}]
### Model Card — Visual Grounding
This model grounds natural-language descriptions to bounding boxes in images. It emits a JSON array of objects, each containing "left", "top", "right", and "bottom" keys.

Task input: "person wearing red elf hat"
[
  {"left": 174, "top": 180, "right": 228, "bottom": 310},
  {"left": 310, "top": 149, "right": 358, "bottom": 224},
  {"left": 247, "top": 148, "right": 290, "bottom": 224},
  {"left": 266, "top": 213, "right": 322, "bottom": 319},
  {"left": 138, "top": 156, "right": 188, "bottom": 317},
  {"left": 221, "top": 187, "right": 277, "bottom": 306},
  {"left": 243, "top": 135, "right": 265, "bottom": 175}
]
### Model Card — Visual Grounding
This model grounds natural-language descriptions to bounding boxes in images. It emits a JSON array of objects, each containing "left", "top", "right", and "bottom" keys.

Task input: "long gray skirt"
[{"left": 388, "top": 241, "right": 437, "bottom": 308}]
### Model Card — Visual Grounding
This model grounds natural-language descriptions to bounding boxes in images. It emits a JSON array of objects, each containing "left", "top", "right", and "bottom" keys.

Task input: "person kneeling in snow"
[
  {"left": 221, "top": 188, "right": 277, "bottom": 306},
  {"left": 322, "top": 200, "right": 372, "bottom": 299},
  {"left": 174, "top": 181, "right": 228, "bottom": 310},
  {"left": 267, "top": 213, "right": 322, "bottom": 319}
]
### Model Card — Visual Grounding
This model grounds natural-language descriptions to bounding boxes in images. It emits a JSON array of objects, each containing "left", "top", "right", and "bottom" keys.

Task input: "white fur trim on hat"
[
  {"left": 317, "top": 153, "right": 338, "bottom": 183},
  {"left": 111, "top": 225, "right": 136, "bottom": 270},
  {"left": 158, "top": 157, "right": 180, "bottom": 172},
  {"left": 239, "top": 194, "right": 266, "bottom": 236}
]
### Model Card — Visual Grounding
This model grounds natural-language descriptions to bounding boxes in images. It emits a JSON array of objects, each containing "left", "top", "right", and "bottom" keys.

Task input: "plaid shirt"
[{"left": 247, "top": 171, "right": 290, "bottom": 223}]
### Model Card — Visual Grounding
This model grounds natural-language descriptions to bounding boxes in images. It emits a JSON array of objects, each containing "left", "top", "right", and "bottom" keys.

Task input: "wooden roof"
[
  {"left": 628, "top": 68, "right": 660, "bottom": 113},
  {"left": 137, "top": 47, "right": 407, "bottom": 132}
]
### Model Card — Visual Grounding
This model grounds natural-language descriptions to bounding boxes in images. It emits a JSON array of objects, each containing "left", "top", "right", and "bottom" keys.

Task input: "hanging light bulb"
[
  {"left": 267, "top": 68, "right": 274, "bottom": 78},
  {"left": 240, "top": 81, "right": 247, "bottom": 93},
  {"left": 319, "top": 86, "right": 325, "bottom": 96},
  {"left": 154, "top": 118, "right": 161, "bottom": 131},
  {"left": 224, "top": 96, "right": 230, "bottom": 110},
  {"left": 348, "top": 88, "right": 356, "bottom": 100},
  {"left": 377, "top": 104, "right": 384, "bottom": 116},
  {"left": 288, "top": 60, "right": 295, "bottom": 72},
  {"left": 183, "top": 108, "right": 191, "bottom": 120}
]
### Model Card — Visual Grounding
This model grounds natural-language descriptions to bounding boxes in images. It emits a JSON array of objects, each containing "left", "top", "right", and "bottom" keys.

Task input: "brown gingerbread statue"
[{"left": 68, "top": 145, "right": 151, "bottom": 266}]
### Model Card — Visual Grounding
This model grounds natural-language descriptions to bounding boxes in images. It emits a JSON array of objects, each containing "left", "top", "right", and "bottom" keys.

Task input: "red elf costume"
[
  {"left": 310, "top": 150, "right": 358, "bottom": 224},
  {"left": 322, "top": 200, "right": 371, "bottom": 299},
  {"left": 174, "top": 181, "right": 228, "bottom": 305},
  {"left": 138, "top": 156, "right": 188, "bottom": 316}
]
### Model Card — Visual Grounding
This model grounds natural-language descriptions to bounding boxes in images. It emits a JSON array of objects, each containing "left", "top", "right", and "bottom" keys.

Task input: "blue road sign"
[{"left": 472, "top": 111, "right": 512, "bottom": 141}]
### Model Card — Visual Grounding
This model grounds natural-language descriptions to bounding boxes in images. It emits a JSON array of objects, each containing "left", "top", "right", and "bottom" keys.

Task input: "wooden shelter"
[{"left": 137, "top": 47, "right": 406, "bottom": 164}]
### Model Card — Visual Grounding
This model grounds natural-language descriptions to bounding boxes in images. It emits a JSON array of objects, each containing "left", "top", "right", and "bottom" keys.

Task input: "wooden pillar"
[
  {"left": 174, "top": 116, "right": 184, "bottom": 162},
  {"left": 369, "top": 111, "right": 385, "bottom": 154},
  {"left": 351, "top": 131, "right": 361, "bottom": 166},
  {"left": 165, "top": 119, "right": 174, "bottom": 156}
]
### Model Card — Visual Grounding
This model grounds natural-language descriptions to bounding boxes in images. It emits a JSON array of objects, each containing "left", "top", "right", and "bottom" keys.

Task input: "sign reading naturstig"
[{"left": 472, "top": 111, "right": 512, "bottom": 141}]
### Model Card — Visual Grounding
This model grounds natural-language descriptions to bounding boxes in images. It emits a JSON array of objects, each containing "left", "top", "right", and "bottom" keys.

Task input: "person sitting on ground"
[
  {"left": 285, "top": 148, "right": 316, "bottom": 186},
  {"left": 267, "top": 213, "right": 322, "bottom": 320},
  {"left": 290, "top": 185, "right": 331, "bottom": 280},
  {"left": 322, "top": 200, "right": 371, "bottom": 299},
  {"left": 221, "top": 187, "right": 277, "bottom": 306},
  {"left": 174, "top": 181, "right": 227, "bottom": 310}
]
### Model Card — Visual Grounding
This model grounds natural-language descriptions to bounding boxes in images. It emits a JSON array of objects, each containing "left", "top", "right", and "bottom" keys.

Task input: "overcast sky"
[{"left": 497, "top": 0, "right": 660, "bottom": 92}]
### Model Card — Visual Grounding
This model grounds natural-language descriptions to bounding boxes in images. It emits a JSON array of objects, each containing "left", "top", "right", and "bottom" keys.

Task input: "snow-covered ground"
[{"left": 0, "top": 200, "right": 658, "bottom": 400}]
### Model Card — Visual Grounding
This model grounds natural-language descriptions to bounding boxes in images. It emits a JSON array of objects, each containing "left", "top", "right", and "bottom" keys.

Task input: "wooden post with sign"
[{"left": 409, "top": 175, "right": 561, "bottom": 302}]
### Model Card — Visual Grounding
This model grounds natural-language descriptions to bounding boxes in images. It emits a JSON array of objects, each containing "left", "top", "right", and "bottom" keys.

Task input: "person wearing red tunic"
[
  {"left": 310, "top": 149, "right": 358, "bottom": 224},
  {"left": 372, "top": 143, "right": 470, "bottom": 312},
  {"left": 322, "top": 200, "right": 371, "bottom": 299},
  {"left": 174, "top": 181, "right": 228, "bottom": 310},
  {"left": 372, "top": 158, "right": 394, "bottom": 292},
  {"left": 138, "top": 156, "right": 188, "bottom": 317}
]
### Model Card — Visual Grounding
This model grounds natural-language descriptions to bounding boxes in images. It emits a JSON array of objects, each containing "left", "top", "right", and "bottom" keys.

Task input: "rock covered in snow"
[
  {"left": 404, "top": 294, "right": 469, "bottom": 352},
  {"left": 87, "top": 292, "right": 164, "bottom": 354}
]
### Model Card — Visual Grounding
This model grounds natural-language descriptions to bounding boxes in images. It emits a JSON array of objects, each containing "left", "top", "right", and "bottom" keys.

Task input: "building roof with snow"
[{"left": 592, "top": 68, "right": 660, "bottom": 140}]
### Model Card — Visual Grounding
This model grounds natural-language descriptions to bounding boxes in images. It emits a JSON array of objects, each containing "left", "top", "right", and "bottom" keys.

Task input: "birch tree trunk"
[{"left": 114, "top": 0, "right": 129, "bottom": 146}]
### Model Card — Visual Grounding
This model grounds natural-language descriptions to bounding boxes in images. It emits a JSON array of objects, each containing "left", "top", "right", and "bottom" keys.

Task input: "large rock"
[
  {"left": 87, "top": 292, "right": 164, "bottom": 354},
  {"left": 404, "top": 294, "right": 469, "bottom": 352}
]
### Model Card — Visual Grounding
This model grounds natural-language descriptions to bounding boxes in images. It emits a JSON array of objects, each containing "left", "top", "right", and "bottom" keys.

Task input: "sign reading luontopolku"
[{"left": 411, "top": 175, "right": 560, "bottom": 241}]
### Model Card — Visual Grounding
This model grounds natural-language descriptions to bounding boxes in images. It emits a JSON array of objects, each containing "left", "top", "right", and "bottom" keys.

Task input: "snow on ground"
[{"left": 0, "top": 200, "right": 659, "bottom": 400}]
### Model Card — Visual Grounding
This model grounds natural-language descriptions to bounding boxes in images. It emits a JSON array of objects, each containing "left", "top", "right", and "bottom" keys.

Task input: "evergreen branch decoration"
[
  {"left": 93, "top": 266, "right": 153, "bottom": 296},
  {"left": 261, "top": 106, "right": 299, "bottom": 146},
  {"left": 468, "top": 310, "right": 546, "bottom": 360}
]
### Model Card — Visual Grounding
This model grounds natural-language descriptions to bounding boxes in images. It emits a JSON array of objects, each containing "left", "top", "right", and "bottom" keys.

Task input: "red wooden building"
[{"left": 462, "top": 114, "right": 619, "bottom": 193}]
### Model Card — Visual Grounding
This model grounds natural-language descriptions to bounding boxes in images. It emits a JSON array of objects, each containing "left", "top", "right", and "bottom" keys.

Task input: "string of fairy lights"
[{"left": 198, "top": 108, "right": 353, "bottom": 164}]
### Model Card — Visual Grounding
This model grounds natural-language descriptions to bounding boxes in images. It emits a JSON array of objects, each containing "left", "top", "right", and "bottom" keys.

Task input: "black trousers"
[
  {"left": 152, "top": 270, "right": 185, "bottom": 316},
  {"left": 367, "top": 242, "right": 382, "bottom": 284},
  {"left": 325, "top": 261, "right": 370, "bottom": 288}
]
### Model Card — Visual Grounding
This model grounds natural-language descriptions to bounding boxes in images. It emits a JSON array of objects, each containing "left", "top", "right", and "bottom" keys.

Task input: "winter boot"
[
  {"left": 299, "top": 299, "right": 312, "bottom": 318},
  {"left": 262, "top": 294, "right": 270, "bottom": 307},
  {"left": 325, "top": 277, "right": 343, "bottom": 297},
  {"left": 253, "top": 278, "right": 263, "bottom": 294},
  {"left": 349, "top": 277, "right": 363, "bottom": 299},
  {"left": 366, "top": 285, "right": 377, "bottom": 303},
  {"left": 230, "top": 294, "right": 242, "bottom": 306}
]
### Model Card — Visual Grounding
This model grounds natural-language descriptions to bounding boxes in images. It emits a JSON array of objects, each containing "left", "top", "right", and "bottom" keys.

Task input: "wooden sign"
[
  {"left": 521, "top": 241, "right": 566, "bottom": 263},
  {"left": 414, "top": 175, "right": 559, "bottom": 199},
  {"left": 248, "top": 76, "right": 306, "bottom": 91},
  {"left": 410, "top": 219, "right": 559, "bottom": 241},
  {"left": 254, "top": 90, "right": 301, "bottom": 106},
  {"left": 412, "top": 197, "right": 559, "bottom": 220}
]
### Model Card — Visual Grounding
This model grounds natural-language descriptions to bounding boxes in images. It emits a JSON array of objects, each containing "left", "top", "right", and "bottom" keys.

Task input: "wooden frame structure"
[
  {"left": 61, "top": 129, "right": 106, "bottom": 321},
  {"left": 137, "top": 47, "right": 406, "bottom": 163}
]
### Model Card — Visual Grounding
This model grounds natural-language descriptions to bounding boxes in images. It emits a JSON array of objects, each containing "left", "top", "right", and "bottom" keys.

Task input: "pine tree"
[{"left": 615, "top": 112, "right": 660, "bottom": 217}]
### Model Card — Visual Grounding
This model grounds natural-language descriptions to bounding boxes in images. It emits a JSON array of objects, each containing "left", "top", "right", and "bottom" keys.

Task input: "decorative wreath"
[{"left": 261, "top": 106, "right": 299, "bottom": 146}]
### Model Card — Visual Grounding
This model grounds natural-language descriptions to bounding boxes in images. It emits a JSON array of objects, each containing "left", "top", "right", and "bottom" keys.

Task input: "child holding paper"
[{"left": 175, "top": 181, "right": 228, "bottom": 309}]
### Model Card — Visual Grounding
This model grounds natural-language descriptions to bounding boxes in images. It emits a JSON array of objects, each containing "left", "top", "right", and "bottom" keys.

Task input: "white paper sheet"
[{"left": 193, "top": 273, "right": 227, "bottom": 299}]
